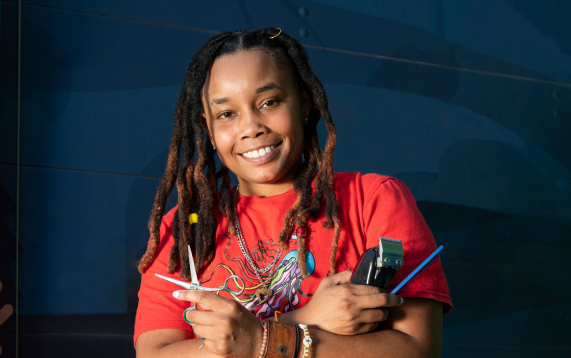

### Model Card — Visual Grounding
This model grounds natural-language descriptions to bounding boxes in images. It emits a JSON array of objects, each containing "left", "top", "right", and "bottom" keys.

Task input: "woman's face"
[{"left": 201, "top": 49, "right": 310, "bottom": 192}]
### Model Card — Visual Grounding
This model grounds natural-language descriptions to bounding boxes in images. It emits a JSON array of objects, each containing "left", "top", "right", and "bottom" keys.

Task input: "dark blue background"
[{"left": 1, "top": 1, "right": 570, "bottom": 357}]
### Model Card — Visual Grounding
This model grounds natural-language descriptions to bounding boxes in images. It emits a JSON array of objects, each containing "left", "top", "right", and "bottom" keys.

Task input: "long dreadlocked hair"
[{"left": 138, "top": 28, "right": 340, "bottom": 281}]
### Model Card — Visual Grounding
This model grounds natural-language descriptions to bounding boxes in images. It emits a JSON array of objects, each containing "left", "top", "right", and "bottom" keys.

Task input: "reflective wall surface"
[{"left": 1, "top": 1, "right": 570, "bottom": 356}]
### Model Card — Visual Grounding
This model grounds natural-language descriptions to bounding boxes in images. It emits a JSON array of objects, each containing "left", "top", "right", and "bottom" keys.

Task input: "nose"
[{"left": 239, "top": 109, "right": 268, "bottom": 140}]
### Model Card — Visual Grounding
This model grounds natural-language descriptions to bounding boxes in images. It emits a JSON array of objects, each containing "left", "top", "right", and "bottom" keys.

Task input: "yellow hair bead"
[{"left": 189, "top": 213, "right": 198, "bottom": 224}]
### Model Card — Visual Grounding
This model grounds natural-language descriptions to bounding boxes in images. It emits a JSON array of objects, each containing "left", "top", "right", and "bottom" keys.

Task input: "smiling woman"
[
  {"left": 134, "top": 28, "right": 451, "bottom": 358},
  {"left": 202, "top": 50, "right": 308, "bottom": 197}
]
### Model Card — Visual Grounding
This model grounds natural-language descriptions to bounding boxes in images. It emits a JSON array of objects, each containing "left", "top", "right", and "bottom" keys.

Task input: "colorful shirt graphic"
[
  {"left": 199, "top": 233, "right": 316, "bottom": 319},
  {"left": 134, "top": 172, "right": 452, "bottom": 346}
]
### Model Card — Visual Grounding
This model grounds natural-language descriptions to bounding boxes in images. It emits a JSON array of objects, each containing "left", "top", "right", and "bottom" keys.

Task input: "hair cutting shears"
[
  {"left": 155, "top": 245, "right": 245, "bottom": 349},
  {"left": 155, "top": 245, "right": 246, "bottom": 299}
]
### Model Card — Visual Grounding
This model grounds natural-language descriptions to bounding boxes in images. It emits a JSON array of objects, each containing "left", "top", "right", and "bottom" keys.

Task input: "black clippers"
[{"left": 350, "top": 237, "right": 404, "bottom": 289}]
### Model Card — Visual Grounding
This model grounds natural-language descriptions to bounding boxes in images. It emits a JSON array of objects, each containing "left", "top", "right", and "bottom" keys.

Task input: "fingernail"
[
  {"left": 173, "top": 291, "right": 180, "bottom": 298},
  {"left": 399, "top": 297, "right": 404, "bottom": 305}
]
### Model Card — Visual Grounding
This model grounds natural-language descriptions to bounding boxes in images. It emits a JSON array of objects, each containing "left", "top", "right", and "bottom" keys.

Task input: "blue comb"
[{"left": 390, "top": 245, "right": 445, "bottom": 294}]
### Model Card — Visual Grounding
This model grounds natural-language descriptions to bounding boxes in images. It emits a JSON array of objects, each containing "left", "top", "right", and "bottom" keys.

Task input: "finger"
[
  {"left": 193, "top": 323, "right": 230, "bottom": 342},
  {"left": 196, "top": 327, "right": 233, "bottom": 357},
  {"left": 354, "top": 322, "right": 380, "bottom": 335},
  {"left": 356, "top": 293, "right": 403, "bottom": 309},
  {"left": 326, "top": 270, "right": 352, "bottom": 285},
  {"left": 184, "top": 307, "right": 216, "bottom": 327},
  {"left": 199, "top": 304, "right": 214, "bottom": 311},
  {"left": 173, "top": 290, "right": 231, "bottom": 311},
  {"left": 346, "top": 283, "right": 382, "bottom": 296},
  {"left": 336, "top": 321, "right": 380, "bottom": 336},
  {"left": 358, "top": 308, "right": 389, "bottom": 324}
]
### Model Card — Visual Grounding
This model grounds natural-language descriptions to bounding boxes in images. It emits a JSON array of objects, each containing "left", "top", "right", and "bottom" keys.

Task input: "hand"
[
  {"left": 173, "top": 290, "right": 263, "bottom": 358},
  {"left": 289, "top": 270, "right": 403, "bottom": 335}
]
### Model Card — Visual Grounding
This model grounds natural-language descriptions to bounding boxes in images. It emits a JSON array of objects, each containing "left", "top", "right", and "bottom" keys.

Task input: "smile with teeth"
[{"left": 240, "top": 144, "right": 277, "bottom": 158}]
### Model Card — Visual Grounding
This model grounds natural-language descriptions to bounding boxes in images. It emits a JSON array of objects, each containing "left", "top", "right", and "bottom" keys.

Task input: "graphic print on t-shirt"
[
  {"left": 199, "top": 231, "right": 316, "bottom": 319},
  {"left": 250, "top": 238, "right": 279, "bottom": 267}
]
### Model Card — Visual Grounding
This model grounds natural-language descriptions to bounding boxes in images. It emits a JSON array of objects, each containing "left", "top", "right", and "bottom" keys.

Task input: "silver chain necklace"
[{"left": 232, "top": 186, "right": 293, "bottom": 304}]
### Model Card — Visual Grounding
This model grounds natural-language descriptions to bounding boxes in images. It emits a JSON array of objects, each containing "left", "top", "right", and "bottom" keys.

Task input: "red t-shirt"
[{"left": 134, "top": 172, "right": 452, "bottom": 347}]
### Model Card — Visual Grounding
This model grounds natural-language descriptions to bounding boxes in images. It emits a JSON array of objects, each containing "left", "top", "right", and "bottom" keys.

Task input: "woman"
[{"left": 135, "top": 28, "right": 451, "bottom": 358}]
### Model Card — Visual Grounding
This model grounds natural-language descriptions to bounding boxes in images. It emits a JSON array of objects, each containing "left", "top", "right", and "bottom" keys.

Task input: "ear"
[{"left": 201, "top": 113, "right": 215, "bottom": 147}]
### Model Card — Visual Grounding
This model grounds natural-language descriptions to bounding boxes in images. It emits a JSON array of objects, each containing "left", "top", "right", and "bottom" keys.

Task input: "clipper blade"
[{"left": 377, "top": 237, "right": 404, "bottom": 269}]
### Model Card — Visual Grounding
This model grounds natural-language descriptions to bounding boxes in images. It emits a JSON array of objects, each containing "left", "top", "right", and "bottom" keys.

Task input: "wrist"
[
  {"left": 278, "top": 308, "right": 305, "bottom": 326},
  {"left": 264, "top": 321, "right": 298, "bottom": 358}
]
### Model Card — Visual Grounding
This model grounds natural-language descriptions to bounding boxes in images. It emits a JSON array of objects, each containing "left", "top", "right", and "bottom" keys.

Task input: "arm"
[
  {"left": 136, "top": 289, "right": 263, "bottom": 358},
  {"left": 282, "top": 298, "right": 442, "bottom": 358},
  {"left": 137, "top": 272, "right": 442, "bottom": 358},
  {"left": 136, "top": 330, "right": 217, "bottom": 358},
  {"left": 136, "top": 299, "right": 442, "bottom": 358},
  {"left": 276, "top": 270, "right": 442, "bottom": 358}
]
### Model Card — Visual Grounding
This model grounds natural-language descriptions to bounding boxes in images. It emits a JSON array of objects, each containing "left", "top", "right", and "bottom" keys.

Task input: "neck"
[
  {"left": 237, "top": 181, "right": 294, "bottom": 197},
  {"left": 236, "top": 158, "right": 302, "bottom": 197}
]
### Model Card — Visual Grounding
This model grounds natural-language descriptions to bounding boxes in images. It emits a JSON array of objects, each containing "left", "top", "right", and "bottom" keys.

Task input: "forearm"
[
  {"left": 278, "top": 298, "right": 442, "bottom": 358},
  {"left": 137, "top": 329, "right": 431, "bottom": 358},
  {"left": 139, "top": 340, "right": 217, "bottom": 358},
  {"left": 273, "top": 316, "right": 433, "bottom": 358},
  {"left": 261, "top": 318, "right": 427, "bottom": 358},
  {"left": 136, "top": 330, "right": 222, "bottom": 358},
  {"left": 139, "top": 339, "right": 220, "bottom": 358},
  {"left": 138, "top": 299, "right": 442, "bottom": 358},
  {"left": 301, "top": 326, "right": 433, "bottom": 358}
]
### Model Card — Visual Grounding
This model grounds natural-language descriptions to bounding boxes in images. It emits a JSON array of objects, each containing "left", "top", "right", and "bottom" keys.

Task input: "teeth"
[{"left": 242, "top": 144, "right": 276, "bottom": 159}]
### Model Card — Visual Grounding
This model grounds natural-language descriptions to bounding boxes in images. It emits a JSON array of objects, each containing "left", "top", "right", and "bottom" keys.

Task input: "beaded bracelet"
[
  {"left": 258, "top": 321, "right": 269, "bottom": 358},
  {"left": 298, "top": 324, "right": 312, "bottom": 358}
]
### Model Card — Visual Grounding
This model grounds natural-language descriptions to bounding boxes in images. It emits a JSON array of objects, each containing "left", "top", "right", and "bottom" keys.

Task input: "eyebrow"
[
  {"left": 212, "top": 97, "right": 230, "bottom": 105},
  {"left": 256, "top": 82, "right": 283, "bottom": 94},
  {"left": 210, "top": 83, "right": 283, "bottom": 106}
]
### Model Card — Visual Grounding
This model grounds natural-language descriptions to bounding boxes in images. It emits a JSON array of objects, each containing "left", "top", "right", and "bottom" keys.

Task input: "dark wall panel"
[
  {"left": 1, "top": 1, "right": 18, "bottom": 163},
  {"left": 4, "top": 164, "right": 174, "bottom": 316},
  {"left": 1, "top": 0, "right": 570, "bottom": 357},
  {"left": 442, "top": 343, "right": 570, "bottom": 358},
  {"left": 20, "top": 0, "right": 571, "bottom": 83},
  {"left": 0, "top": 2, "right": 18, "bottom": 358},
  {"left": 12, "top": 4, "right": 211, "bottom": 175},
  {"left": 18, "top": 332, "right": 133, "bottom": 358}
]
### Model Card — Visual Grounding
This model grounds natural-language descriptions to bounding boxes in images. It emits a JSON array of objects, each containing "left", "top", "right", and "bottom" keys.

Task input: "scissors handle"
[
  {"left": 155, "top": 273, "right": 245, "bottom": 295},
  {"left": 220, "top": 275, "right": 246, "bottom": 295},
  {"left": 184, "top": 275, "right": 245, "bottom": 295}
]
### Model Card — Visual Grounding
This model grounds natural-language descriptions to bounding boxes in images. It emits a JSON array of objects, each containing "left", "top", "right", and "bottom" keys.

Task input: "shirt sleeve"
[
  {"left": 133, "top": 207, "right": 195, "bottom": 348},
  {"left": 362, "top": 175, "right": 452, "bottom": 313}
]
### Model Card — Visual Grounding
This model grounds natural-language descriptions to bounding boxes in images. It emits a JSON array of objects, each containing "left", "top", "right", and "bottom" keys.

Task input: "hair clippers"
[{"left": 350, "top": 237, "right": 404, "bottom": 289}]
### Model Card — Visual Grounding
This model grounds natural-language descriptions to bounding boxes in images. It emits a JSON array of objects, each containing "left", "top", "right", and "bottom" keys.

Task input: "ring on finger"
[
  {"left": 183, "top": 306, "right": 197, "bottom": 325},
  {"left": 183, "top": 306, "right": 205, "bottom": 340}
]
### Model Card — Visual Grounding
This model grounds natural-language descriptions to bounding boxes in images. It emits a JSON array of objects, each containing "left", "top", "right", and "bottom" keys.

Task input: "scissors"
[{"left": 155, "top": 245, "right": 245, "bottom": 348}]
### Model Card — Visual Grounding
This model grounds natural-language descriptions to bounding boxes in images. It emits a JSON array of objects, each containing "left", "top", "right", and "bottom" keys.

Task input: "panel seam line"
[{"left": 6, "top": 0, "right": 570, "bottom": 87}]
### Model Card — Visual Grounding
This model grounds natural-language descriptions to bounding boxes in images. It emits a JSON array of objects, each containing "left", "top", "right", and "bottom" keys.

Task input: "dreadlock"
[{"left": 138, "top": 28, "right": 340, "bottom": 280}]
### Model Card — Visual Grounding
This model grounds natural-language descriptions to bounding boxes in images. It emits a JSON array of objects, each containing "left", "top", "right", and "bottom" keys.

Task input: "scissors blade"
[
  {"left": 188, "top": 245, "right": 199, "bottom": 285},
  {"left": 155, "top": 273, "right": 193, "bottom": 290}
]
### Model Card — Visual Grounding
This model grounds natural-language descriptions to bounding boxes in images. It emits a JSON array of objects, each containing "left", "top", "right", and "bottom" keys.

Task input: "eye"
[
  {"left": 217, "top": 111, "right": 233, "bottom": 119},
  {"left": 261, "top": 99, "right": 280, "bottom": 108}
]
